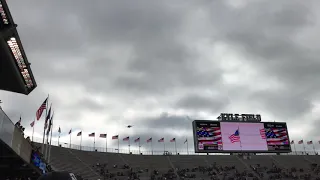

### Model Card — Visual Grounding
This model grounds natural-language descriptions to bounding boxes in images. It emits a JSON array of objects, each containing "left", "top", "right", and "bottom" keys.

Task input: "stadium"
[{"left": 1, "top": 0, "right": 320, "bottom": 179}]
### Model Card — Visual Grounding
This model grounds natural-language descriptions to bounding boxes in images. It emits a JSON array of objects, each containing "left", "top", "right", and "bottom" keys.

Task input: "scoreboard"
[{"left": 192, "top": 120, "right": 291, "bottom": 153}]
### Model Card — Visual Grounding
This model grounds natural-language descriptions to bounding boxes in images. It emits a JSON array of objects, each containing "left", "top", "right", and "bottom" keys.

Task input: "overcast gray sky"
[{"left": 1, "top": 0, "right": 320, "bottom": 153}]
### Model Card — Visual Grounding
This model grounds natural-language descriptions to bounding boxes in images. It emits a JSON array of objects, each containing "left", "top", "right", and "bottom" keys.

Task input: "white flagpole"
[
  {"left": 94, "top": 134, "right": 96, "bottom": 151},
  {"left": 313, "top": 143, "right": 316, "bottom": 155},
  {"left": 69, "top": 131, "right": 72, "bottom": 149},
  {"left": 138, "top": 139, "right": 141, "bottom": 154},
  {"left": 80, "top": 132, "right": 82, "bottom": 150},
  {"left": 186, "top": 139, "right": 189, "bottom": 155},
  {"left": 163, "top": 141, "right": 165, "bottom": 153},
  {"left": 303, "top": 140, "right": 306, "bottom": 154},
  {"left": 41, "top": 95, "right": 49, "bottom": 154},
  {"left": 174, "top": 140, "right": 177, "bottom": 155},
  {"left": 128, "top": 138, "right": 130, "bottom": 153},
  {"left": 106, "top": 134, "right": 108, "bottom": 152},
  {"left": 118, "top": 136, "right": 120, "bottom": 153},
  {"left": 151, "top": 139, "right": 153, "bottom": 155},
  {"left": 32, "top": 118, "right": 35, "bottom": 142},
  {"left": 58, "top": 132, "right": 60, "bottom": 146},
  {"left": 293, "top": 142, "right": 297, "bottom": 155}
]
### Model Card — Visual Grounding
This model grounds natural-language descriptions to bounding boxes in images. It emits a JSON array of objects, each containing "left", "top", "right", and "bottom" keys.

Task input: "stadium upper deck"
[{"left": 0, "top": 0, "right": 36, "bottom": 95}]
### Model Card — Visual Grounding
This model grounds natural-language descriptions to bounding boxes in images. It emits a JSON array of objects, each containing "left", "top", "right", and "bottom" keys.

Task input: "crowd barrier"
[
  {"left": 0, "top": 108, "right": 32, "bottom": 163},
  {"left": 30, "top": 136, "right": 319, "bottom": 156}
]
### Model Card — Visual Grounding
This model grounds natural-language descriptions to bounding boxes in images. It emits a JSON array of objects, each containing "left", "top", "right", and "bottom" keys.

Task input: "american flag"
[
  {"left": 69, "top": 129, "right": 72, "bottom": 134},
  {"left": 184, "top": 139, "right": 188, "bottom": 144},
  {"left": 290, "top": 140, "right": 294, "bottom": 144},
  {"left": 229, "top": 129, "right": 240, "bottom": 143},
  {"left": 260, "top": 128, "right": 266, "bottom": 139},
  {"left": 44, "top": 105, "right": 52, "bottom": 129},
  {"left": 265, "top": 128, "right": 289, "bottom": 145},
  {"left": 123, "top": 136, "right": 129, "bottom": 141},
  {"left": 89, "top": 133, "right": 95, "bottom": 137},
  {"left": 36, "top": 98, "right": 48, "bottom": 120},
  {"left": 147, "top": 138, "right": 152, "bottom": 143},
  {"left": 307, "top": 141, "right": 313, "bottom": 145},
  {"left": 158, "top": 138, "right": 164, "bottom": 142},
  {"left": 112, "top": 135, "right": 119, "bottom": 139},
  {"left": 77, "top": 131, "right": 82, "bottom": 136},
  {"left": 134, "top": 137, "right": 140, "bottom": 142},
  {"left": 100, "top": 134, "right": 107, "bottom": 138},
  {"left": 30, "top": 120, "right": 35, "bottom": 127},
  {"left": 58, "top": 127, "right": 61, "bottom": 133},
  {"left": 170, "top": 138, "right": 176, "bottom": 142},
  {"left": 298, "top": 140, "right": 303, "bottom": 144}
]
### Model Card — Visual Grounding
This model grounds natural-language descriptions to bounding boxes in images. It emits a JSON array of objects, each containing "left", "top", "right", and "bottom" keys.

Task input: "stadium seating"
[{"left": 46, "top": 144, "right": 320, "bottom": 180}]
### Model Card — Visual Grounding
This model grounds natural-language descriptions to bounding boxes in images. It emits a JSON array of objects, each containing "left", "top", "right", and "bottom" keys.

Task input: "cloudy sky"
[{"left": 1, "top": 0, "right": 320, "bottom": 153}]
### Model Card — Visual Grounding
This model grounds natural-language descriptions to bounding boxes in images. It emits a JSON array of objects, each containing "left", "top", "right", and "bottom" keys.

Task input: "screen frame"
[{"left": 192, "top": 120, "right": 292, "bottom": 153}]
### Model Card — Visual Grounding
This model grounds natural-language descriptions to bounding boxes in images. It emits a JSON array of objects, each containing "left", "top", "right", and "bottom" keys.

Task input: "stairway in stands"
[{"left": 50, "top": 145, "right": 101, "bottom": 180}]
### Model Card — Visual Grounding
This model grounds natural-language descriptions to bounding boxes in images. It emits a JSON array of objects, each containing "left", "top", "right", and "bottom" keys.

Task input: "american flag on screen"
[
  {"left": 197, "top": 127, "right": 222, "bottom": 145},
  {"left": 298, "top": 140, "right": 303, "bottom": 144},
  {"left": 229, "top": 129, "right": 240, "bottom": 143},
  {"left": 260, "top": 128, "right": 266, "bottom": 139},
  {"left": 307, "top": 141, "right": 313, "bottom": 145},
  {"left": 265, "top": 128, "right": 289, "bottom": 145},
  {"left": 123, "top": 136, "right": 129, "bottom": 141}
]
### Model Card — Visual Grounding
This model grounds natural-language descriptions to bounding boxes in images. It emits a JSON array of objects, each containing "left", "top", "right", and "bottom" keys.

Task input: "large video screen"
[{"left": 193, "top": 120, "right": 291, "bottom": 153}]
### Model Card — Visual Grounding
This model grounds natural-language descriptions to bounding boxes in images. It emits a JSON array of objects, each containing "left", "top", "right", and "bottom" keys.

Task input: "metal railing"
[{"left": 29, "top": 136, "right": 318, "bottom": 156}]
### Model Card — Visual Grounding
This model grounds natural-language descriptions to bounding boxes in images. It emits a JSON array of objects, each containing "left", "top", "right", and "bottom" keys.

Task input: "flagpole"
[
  {"left": 48, "top": 121, "right": 54, "bottom": 163},
  {"left": 313, "top": 143, "right": 316, "bottom": 155},
  {"left": 118, "top": 136, "right": 120, "bottom": 153},
  {"left": 238, "top": 126, "right": 242, "bottom": 151},
  {"left": 151, "top": 140, "right": 153, "bottom": 155},
  {"left": 187, "top": 139, "right": 189, "bottom": 155},
  {"left": 69, "top": 132, "right": 72, "bottom": 149},
  {"left": 106, "top": 134, "right": 108, "bottom": 152},
  {"left": 174, "top": 140, "right": 177, "bottom": 155},
  {"left": 58, "top": 128, "right": 60, "bottom": 147},
  {"left": 80, "top": 132, "right": 82, "bottom": 150},
  {"left": 41, "top": 94, "right": 49, "bottom": 154},
  {"left": 138, "top": 139, "right": 141, "bottom": 154},
  {"left": 128, "top": 138, "right": 130, "bottom": 154},
  {"left": 293, "top": 142, "right": 297, "bottom": 155},
  {"left": 303, "top": 140, "right": 306, "bottom": 154},
  {"left": 32, "top": 118, "right": 35, "bottom": 142},
  {"left": 163, "top": 141, "right": 165, "bottom": 153},
  {"left": 94, "top": 134, "right": 95, "bottom": 151}
]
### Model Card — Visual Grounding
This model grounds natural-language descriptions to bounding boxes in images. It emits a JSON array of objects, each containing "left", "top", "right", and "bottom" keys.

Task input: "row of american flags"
[
  {"left": 291, "top": 140, "right": 318, "bottom": 145},
  {"left": 62, "top": 130, "right": 187, "bottom": 144}
]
